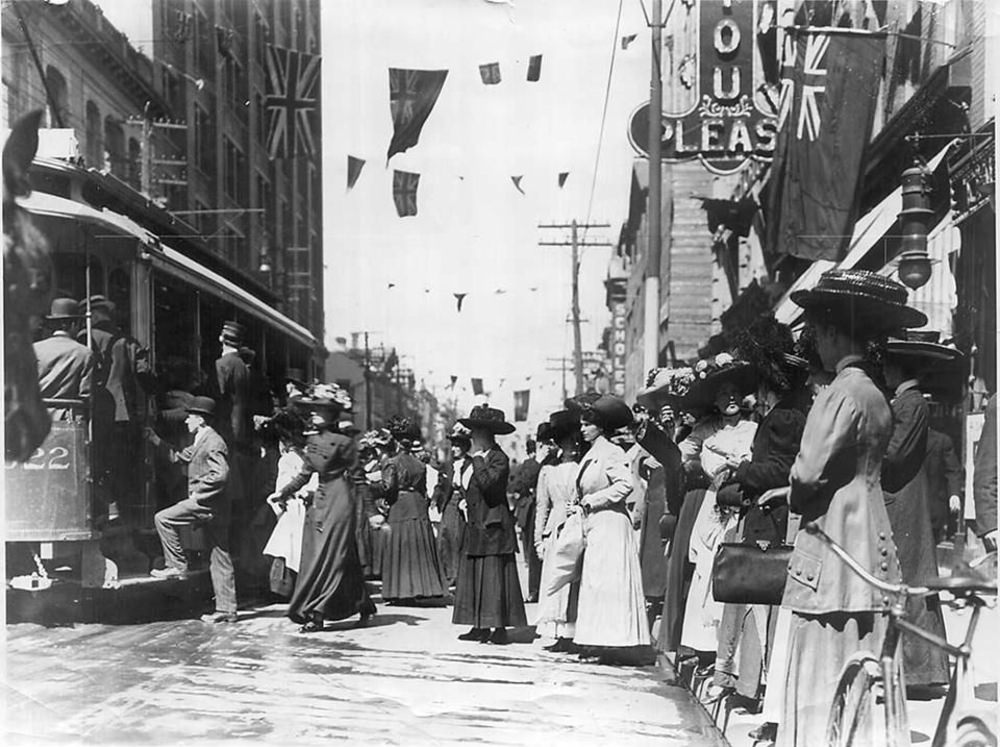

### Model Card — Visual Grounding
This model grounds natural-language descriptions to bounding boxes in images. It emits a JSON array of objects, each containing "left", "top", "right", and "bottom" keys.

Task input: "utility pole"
[
  {"left": 539, "top": 221, "right": 613, "bottom": 396},
  {"left": 363, "top": 332, "right": 373, "bottom": 430},
  {"left": 645, "top": 0, "right": 664, "bottom": 373}
]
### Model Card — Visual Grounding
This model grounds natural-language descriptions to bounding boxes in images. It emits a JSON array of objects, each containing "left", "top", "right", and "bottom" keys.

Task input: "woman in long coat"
[
  {"left": 432, "top": 424, "right": 470, "bottom": 588},
  {"left": 378, "top": 416, "right": 446, "bottom": 602},
  {"left": 777, "top": 270, "right": 926, "bottom": 747},
  {"left": 534, "top": 410, "right": 583, "bottom": 651},
  {"left": 881, "top": 338, "right": 954, "bottom": 689},
  {"left": 452, "top": 404, "right": 526, "bottom": 644},
  {"left": 573, "top": 395, "right": 651, "bottom": 658},
  {"left": 267, "top": 386, "right": 376, "bottom": 632}
]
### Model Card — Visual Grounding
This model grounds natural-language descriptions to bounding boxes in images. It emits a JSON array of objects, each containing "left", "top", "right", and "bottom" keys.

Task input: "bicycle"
[{"left": 801, "top": 521, "right": 997, "bottom": 747}]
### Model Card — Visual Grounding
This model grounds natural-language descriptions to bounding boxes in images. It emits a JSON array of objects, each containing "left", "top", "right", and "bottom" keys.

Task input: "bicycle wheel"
[{"left": 827, "top": 654, "right": 884, "bottom": 747}]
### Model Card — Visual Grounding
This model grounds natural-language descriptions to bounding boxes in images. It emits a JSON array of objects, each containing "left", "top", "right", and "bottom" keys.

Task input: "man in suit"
[
  {"left": 452, "top": 404, "right": 527, "bottom": 644},
  {"left": 925, "top": 427, "right": 963, "bottom": 543},
  {"left": 33, "top": 297, "right": 94, "bottom": 422},
  {"left": 974, "top": 393, "right": 997, "bottom": 554},
  {"left": 508, "top": 435, "right": 547, "bottom": 602},
  {"left": 146, "top": 396, "right": 237, "bottom": 623}
]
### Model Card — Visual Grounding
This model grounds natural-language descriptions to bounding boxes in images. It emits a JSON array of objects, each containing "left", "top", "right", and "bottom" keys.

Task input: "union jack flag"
[
  {"left": 392, "top": 170, "right": 420, "bottom": 217},
  {"left": 777, "top": 33, "right": 831, "bottom": 141},
  {"left": 265, "top": 46, "right": 320, "bottom": 159},
  {"left": 387, "top": 68, "right": 448, "bottom": 161}
]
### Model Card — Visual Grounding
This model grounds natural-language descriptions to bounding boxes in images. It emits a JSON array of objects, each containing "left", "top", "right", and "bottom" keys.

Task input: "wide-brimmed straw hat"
[
  {"left": 579, "top": 394, "right": 634, "bottom": 430},
  {"left": 681, "top": 353, "right": 757, "bottom": 411},
  {"left": 790, "top": 269, "right": 927, "bottom": 331},
  {"left": 886, "top": 330, "right": 963, "bottom": 363},
  {"left": 459, "top": 403, "right": 515, "bottom": 435},
  {"left": 636, "top": 367, "right": 696, "bottom": 410}
]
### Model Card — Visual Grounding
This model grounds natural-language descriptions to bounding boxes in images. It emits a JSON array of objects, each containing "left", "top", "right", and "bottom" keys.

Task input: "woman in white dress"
[
  {"left": 573, "top": 395, "right": 652, "bottom": 661},
  {"left": 678, "top": 354, "right": 758, "bottom": 656},
  {"left": 534, "top": 410, "right": 583, "bottom": 652}
]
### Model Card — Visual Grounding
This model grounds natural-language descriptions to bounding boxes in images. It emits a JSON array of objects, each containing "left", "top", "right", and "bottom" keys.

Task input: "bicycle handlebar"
[{"left": 802, "top": 521, "right": 930, "bottom": 598}]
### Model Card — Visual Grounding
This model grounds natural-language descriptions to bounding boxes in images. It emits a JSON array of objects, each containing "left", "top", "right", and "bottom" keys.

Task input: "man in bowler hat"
[
  {"left": 33, "top": 297, "right": 94, "bottom": 422},
  {"left": 145, "top": 396, "right": 238, "bottom": 623}
]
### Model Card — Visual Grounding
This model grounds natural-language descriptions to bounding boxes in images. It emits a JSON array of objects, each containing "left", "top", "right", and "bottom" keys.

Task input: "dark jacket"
[
  {"left": 34, "top": 332, "right": 95, "bottom": 420},
  {"left": 925, "top": 428, "right": 963, "bottom": 532},
  {"left": 509, "top": 457, "right": 542, "bottom": 529},
  {"left": 215, "top": 350, "right": 251, "bottom": 448},
  {"left": 974, "top": 394, "right": 997, "bottom": 537},
  {"left": 882, "top": 384, "right": 929, "bottom": 496},
  {"left": 170, "top": 425, "right": 229, "bottom": 508},
  {"left": 463, "top": 444, "right": 517, "bottom": 556}
]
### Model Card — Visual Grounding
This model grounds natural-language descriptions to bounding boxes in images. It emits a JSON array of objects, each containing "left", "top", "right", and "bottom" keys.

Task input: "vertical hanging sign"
[
  {"left": 628, "top": 0, "right": 782, "bottom": 174},
  {"left": 610, "top": 301, "right": 627, "bottom": 397}
]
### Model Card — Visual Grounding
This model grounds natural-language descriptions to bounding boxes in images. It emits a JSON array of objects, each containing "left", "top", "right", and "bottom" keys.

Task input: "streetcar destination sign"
[{"left": 628, "top": 0, "right": 781, "bottom": 175}]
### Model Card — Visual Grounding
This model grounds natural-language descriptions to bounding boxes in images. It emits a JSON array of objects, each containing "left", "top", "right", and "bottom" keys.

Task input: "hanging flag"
[
  {"left": 347, "top": 156, "right": 365, "bottom": 190},
  {"left": 453, "top": 292, "right": 467, "bottom": 312},
  {"left": 392, "top": 170, "right": 420, "bottom": 217},
  {"left": 765, "top": 28, "right": 886, "bottom": 261},
  {"left": 514, "top": 390, "right": 530, "bottom": 422},
  {"left": 558, "top": 172, "right": 569, "bottom": 188},
  {"left": 621, "top": 33, "right": 638, "bottom": 50},
  {"left": 387, "top": 68, "right": 448, "bottom": 161},
  {"left": 265, "top": 46, "right": 320, "bottom": 159},
  {"left": 527, "top": 55, "right": 542, "bottom": 82},
  {"left": 471, "top": 378, "right": 484, "bottom": 396},
  {"left": 511, "top": 175, "right": 525, "bottom": 195},
  {"left": 479, "top": 62, "right": 501, "bottom": 85}
]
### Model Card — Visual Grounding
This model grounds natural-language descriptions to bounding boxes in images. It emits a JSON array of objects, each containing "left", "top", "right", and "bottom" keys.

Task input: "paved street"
[{"left": 3, "top": 594, "right": 722, "bottom": 746}]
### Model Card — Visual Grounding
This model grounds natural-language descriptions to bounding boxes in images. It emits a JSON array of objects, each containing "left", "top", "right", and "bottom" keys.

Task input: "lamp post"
[{"left": 896, "top": 161, "right": 934, "bottom": 291}]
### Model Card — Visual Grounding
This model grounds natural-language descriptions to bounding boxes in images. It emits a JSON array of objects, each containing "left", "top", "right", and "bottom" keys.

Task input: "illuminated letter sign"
[{"left": 628, "top": 0, "right": 781, "bottom": 175}]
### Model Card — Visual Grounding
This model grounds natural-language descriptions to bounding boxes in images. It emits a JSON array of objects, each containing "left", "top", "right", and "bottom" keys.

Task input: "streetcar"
[{"left": 5, "top": 156, "right": 320, "bottom": 615}]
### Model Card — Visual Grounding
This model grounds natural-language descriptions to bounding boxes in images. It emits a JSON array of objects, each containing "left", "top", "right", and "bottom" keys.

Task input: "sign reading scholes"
[
  {"left": 628, "top": 0, "right": 784, "bottom": 175},
  {"left": 611, "top": 301, "right": 627, "bottom": 396}
]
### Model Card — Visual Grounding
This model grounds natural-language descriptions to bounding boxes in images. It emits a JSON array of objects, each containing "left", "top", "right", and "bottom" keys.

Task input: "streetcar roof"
[{"left": 17, "top": 189, "right": 317, "bottom": 349}]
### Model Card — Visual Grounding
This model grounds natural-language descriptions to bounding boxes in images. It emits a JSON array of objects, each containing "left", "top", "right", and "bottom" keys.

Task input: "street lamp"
[{"left": 895, "top": 161, "right": 934, "bottom": 290}]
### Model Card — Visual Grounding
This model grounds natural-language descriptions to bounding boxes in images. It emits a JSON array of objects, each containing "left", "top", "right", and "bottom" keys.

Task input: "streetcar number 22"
[{"left": 7, "top": 447, "right": 71, "bottom": 470}]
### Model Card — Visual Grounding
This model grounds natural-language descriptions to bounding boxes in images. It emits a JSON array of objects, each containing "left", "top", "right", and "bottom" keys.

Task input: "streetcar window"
[
  {"left": 108, "top": 268, "right": 131, "bottom": 329},
  {"left": 52, "top": 253, "right": 103, "bottom": 302},
  {"left": 153, "top": 272, "right": 199, "bottom": 381}
]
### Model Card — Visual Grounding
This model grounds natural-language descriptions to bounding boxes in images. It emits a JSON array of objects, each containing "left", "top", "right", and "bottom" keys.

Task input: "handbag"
[
  {"left": 546, "top": 509, "right": 586, "bottom": 595},
  {"left": 711, "top": 541, "right": 793, "bottom": 605}
]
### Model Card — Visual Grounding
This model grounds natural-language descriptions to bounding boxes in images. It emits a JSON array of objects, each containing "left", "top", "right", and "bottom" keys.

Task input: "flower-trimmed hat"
[
  {"left": 734, "top": 315, "right": 809, "bottom": 394},
  {"left": 579, "top": 394, "right": 634, "bottom": 430},
  {"left": 636, "top": 366, "right": 696, "bottom": 410},
  {"left": 448, "top": 422, "right": 472, "bottom": 445},
  {"left": 292, "top": 382, "right": 352, "bottom": 414},
  {"left": 681, "top": 352, "right": 757, "bottom": 411},
  {"left": 790, "top": 269, "right": 927, "bottom": 332},
  {"left": 459, "top": 403, "right": 516, "bottom": 435}
]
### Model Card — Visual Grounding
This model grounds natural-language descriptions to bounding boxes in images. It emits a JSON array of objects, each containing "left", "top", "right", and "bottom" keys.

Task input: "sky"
[{"left": 95, "top": 0, "right": 653, "bottom": 425}]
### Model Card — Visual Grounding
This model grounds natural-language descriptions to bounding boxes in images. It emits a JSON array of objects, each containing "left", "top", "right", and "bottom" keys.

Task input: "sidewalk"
[{"left": 660, "top": 536, "right": 998, "bottom": 746}]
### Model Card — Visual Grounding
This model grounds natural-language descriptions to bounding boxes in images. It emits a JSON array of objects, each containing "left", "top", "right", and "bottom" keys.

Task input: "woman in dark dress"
[
  {"left": 378, "top": 416, "right": 446, "bottom": 602},
  {"left": 432, "top": 423, "right": 471, "bottom": 588},
  {"left": 266, "top": 384, "right": 376, "bottom": 633}
]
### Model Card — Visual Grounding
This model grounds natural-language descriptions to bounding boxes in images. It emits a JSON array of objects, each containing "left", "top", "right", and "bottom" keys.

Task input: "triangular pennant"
[
  {"left": 347, "top": 155, "right": 365, "bottom": 190},
  {"left": 621, "top": 33, "right": 638, "bottom": 50},
  {"left": 558, "top": 172, "right": 569, "bottom": 188},
  {"left": 527, "top": 55, "right": 542, "bottom": 82},
  {"left": 392, "top": 170, "right": 419, "bottom": 217},
  {"left": 449, "top": 375, "right": 458, "bottom": 389},
  {"left": 454, "top": 292, "right": 467, "bottom": 312},
  {"left": 511, "top": 175, "right": 525, "bottom": 194},
  {"left": 479, "top": 62, "right": 501, "bottom": 85},
  {"left": 387, "top": 68, "right": 449, "bottom": 161}
]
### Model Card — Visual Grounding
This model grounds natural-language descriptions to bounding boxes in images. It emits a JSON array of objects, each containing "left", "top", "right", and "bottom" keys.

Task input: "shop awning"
[{"left": 773, "top": 141, "right": 958, "bottom": 327}]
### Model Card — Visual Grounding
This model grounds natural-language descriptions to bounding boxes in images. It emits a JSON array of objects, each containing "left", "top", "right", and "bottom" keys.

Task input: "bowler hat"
[
  {"left": 220, "top": 320, "right": 247, "bottom": 345},
  {"left": 185, "top": 396, "right": 216, "bottom": 417},
  {"left": 580, "top": 394, "right": 634, "bottom": 430},
  {"left": 790, "top": 269, "right": 927, "bottom": 331},
  {"left": 46, "top": 297, "right": 83, "bottom": 320},
  {"left": 459, "top": 403, "right": 516, "bottom": 435}
]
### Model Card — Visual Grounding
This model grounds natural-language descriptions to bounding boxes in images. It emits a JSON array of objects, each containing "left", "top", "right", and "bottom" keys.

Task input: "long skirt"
[
  {"left": 681, "top": 489, "right": 737, "bottom": 652},
  {"left": 574, "top": 508, "right": 651, "bottom": 648},
  {"left": 657, "top": 488, "right": 706, "bottom": 652},
  {"left": 452, "top": 553, "right": 527, "bottom": 629},
  {"left": 437, "top": 500, "right": 466, "bottom": 587},
  {"left": 288, "top": 476, "right": 374, "bottom": 624},
  {"left": 715, "top": 602, "right": 776, "bottom": 700},
  {"left": 776, "top": 611, "right": 896, "bottom": 747},
  {"left": 535, "top": 522, "right": 580, "bottom": 639},
  {"left": 382, "top": 492, "right": 446, "bottom": 600},
  {"left": 639, "top": 466, "right": 669, "bottom": 598},
  {"left": 369, "top": 522, "right": 390, "bottom": 579}
]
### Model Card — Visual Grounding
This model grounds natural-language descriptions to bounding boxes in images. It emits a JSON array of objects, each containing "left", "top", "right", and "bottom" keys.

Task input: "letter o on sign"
[{"left": 714, "top": 18, "right": 740, "bottom": 55}]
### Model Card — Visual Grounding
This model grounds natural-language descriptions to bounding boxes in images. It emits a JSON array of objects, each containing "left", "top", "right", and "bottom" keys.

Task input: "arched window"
[
  {"left": 127, "top": 137, "right": 142, "bottom": 189},
  {"left": 44, "top": 65, "right": 69, "bottom": 128},
  {"left": 103, "top": 116, "right": 125, "bottom": 177},
  {"left": 85, "top": 101, "right": 102, "bottom": 167}
]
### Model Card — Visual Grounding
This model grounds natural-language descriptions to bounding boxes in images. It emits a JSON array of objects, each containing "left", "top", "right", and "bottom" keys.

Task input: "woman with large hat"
[
  {"left": 879, "top": 331, "right": 963, "bottom": 692},
  {"left": 452, "top": 404, "right": 526, "bottom": 644},
  {"left": 533, "top": 409, "right": 583, "bottom": 652},
  {"left": 266, "top": 383, "right": 376, "bottom": 632},
  {"left": 776, "top": 269, "right": 926, "bottom": 747},
  {"left": 678, "top": 353, "right": 759, "bottom": 656},
  {"left": 572, "top": 394, "right": 652, "bottom": 660},
  {"left": 431, "top": 423, "right": 472, "bottom": 587},
  {"left": 377, "top": 415, "right": 446, "bottom": 603}
]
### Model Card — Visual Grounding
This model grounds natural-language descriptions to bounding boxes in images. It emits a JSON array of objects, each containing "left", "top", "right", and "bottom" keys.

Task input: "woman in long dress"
[
  {"left": 573, "top": 395, "right": 651, "bottom": 660},
  {"left": 534, "top": 410, "right": 582, "bottom": 651},
  {"left": 432, "top": 424, "right": 470, "bottom": 588},
  {"left": 267, "top": 385, "right": 376, "bottom": 632},
  {"left": 378, "top": 416, "right": 446, "bottom": 602}
]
